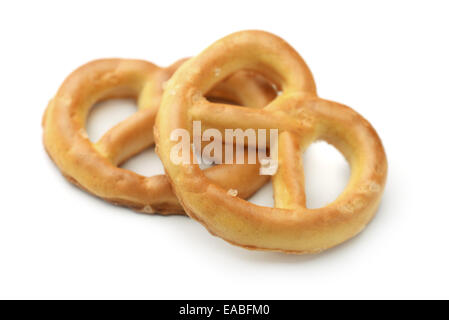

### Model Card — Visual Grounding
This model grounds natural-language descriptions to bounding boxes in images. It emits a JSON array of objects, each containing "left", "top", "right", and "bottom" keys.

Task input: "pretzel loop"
[{"left": 173, "top": 34, "right": 319, "bottom": 145}]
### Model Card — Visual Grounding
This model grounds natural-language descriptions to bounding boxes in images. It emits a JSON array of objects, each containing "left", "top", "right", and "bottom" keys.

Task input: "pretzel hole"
[
  {"left": 120, "top": 147, "right": 165, "bottom": 177},
  {"left": 205, "top": 96, "right": 240, "bottom": 106},
  {"left": 86, "top": 98, "right": 136, "bottom": 142},
  {"left": 193, "top": 140, "right": 267, "bottom": 171},
  {"left": 205, "top": 72, "right": 277, "bottom": 107},
  {"left": 192, "top": 142, "right": 215, "bottom": 170},
  {"left": 248, "top": 180, "right": 275, "bottom": 207},
  {"left": 85, "top": 98, "right": 166, "bottom": 176},
  {"left": 303, "top": 141, "right": 350, "bottom": 209}
]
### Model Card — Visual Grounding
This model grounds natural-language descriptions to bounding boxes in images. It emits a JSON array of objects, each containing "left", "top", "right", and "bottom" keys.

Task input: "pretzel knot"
[
  {"left": 156, "top": 31, "right": 388, "bottom": 253},
  {"left": 43, "top": 58, "right": 275, "bottom": 214}
]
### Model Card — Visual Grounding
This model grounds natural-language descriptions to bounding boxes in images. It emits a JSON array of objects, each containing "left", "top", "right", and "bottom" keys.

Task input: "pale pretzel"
[
  {"left": 43, "top": 58, "right": 275, "bottom": 214},
  {"left": 155, "top": 30, "right": 388, "bottom": 253}
]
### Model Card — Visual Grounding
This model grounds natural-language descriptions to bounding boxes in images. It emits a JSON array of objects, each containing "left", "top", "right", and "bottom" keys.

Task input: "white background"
[{"left": 1, "top": 0, "right": 448, "bottom": 299}]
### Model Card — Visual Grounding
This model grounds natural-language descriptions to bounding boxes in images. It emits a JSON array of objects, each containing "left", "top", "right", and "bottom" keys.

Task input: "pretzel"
[
  {"left": 43, "top": 58, "right": 275, "bottom": 214},
  {"left": 155, "top": 30, "right": 388, "bottom": 253}
]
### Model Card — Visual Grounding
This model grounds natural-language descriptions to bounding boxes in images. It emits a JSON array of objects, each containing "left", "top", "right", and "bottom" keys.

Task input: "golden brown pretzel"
[
  {"left": 43, "top": 58, "right": 274, "bottom": 214},
  {"left": 155, "top": 31, "right": 388, "bottom": 253}
]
